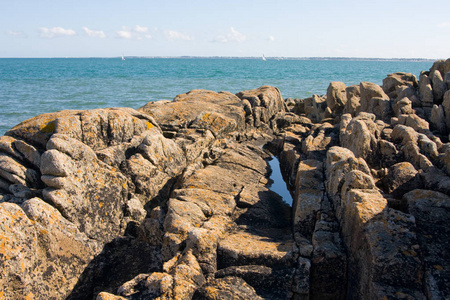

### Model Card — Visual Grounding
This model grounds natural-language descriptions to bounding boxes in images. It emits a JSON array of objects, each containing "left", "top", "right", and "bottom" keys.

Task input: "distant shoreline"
[{"left": 0, "top": 56, "right": 436, "bottom": 62}]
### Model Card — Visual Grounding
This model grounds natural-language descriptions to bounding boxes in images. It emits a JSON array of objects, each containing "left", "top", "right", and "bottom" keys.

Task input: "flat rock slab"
[
  {"left": 218, "top": 228, "right": 295, "bottom": 269},
  {"left": 193, "top": 276, "right": 263, "bottom": 300}
]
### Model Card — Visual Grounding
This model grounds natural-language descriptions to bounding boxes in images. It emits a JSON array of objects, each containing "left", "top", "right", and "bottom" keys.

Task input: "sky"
[{"left": 1, "top": 0, "right": 449, "bottom": 59}]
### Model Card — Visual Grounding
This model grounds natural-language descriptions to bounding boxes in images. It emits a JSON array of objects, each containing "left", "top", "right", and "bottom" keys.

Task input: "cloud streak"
[
  {"left": 437, "top": 22, "right": 450, "bottom": 28},
  {"left": 212, "top": 27, "right": 246, "bottom": 43},
  {"left": 82, "top": 27, "right": 106, "bottom": 38},
  {"left": 164, "top": 30, "right": 193, "bottom": 41},
  {"left": 116, "top": 25, "right": 152, "bottom": 40},
  {"left": 6, "top": 30, "right": 27, "bottom": 38},
  {"left": 39, "top": 27, "right": 76, "bottom": 38}
]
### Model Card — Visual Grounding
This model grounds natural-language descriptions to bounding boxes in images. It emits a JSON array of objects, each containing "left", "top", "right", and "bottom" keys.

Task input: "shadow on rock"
[{"left": 67, "top": 237, "right": 162, "bottom": 300}]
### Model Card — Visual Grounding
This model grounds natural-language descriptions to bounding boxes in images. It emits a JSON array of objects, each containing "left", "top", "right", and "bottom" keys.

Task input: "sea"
[{"left": 0, "top": 57, "right": 434, "bottom": 136}]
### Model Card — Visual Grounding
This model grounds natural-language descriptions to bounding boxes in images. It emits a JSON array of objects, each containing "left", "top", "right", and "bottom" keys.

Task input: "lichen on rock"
[{"left": 2, "top": 60, "right": 450, "bottom": 299}]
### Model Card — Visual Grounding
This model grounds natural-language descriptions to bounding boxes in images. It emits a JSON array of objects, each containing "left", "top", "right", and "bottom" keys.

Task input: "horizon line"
[{"left": 0, "top": 55, "right": 438, "bottom": 61}]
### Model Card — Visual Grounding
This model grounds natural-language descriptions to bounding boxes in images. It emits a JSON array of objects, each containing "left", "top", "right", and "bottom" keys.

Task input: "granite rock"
[{"left": 2, "top": 60, "right": 450, "bottom": 299}]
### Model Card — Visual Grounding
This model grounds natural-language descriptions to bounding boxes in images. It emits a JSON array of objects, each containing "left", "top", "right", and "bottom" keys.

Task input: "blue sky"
[{"left": 1, "top": 0, "right": 449, "bottom": 58}]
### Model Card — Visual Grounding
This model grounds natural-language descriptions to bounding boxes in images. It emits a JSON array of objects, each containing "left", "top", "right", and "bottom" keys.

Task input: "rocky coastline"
[{"left": 1, "top": 59, "right": 450, "bottom": 299}]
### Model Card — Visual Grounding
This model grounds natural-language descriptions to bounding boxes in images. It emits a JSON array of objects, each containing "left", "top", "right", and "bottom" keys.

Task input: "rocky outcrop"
[
  {"left": 2, "top": 60, "right": 450, "bottom": 300},
  {"left": 382, "top": 72, "right": 418, "bottom": 99},
  {"left": 326, "top": 147, "right": 424, "bottom": 299},
  {"left": 326, "top": 81, "right": 347, "bottom": 116}
]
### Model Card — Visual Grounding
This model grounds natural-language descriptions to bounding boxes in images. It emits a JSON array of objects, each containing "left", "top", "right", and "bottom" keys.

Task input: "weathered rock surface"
[
  {"left": 326, "top": 81, "right": 347, "bottom": 116},
  {"left": 404, "top": 189, "right": 450, "bottom": 300},
  {"left": 2, "top": 59, "right": 450, "bottom": 300},
  {"left": 344, "top": 84, "right": 361, "bottom": 116}
]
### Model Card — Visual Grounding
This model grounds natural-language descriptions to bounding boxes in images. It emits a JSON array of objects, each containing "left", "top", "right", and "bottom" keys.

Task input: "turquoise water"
[{"left": 0, "top": 58, "right": 432, "bottom": 136}]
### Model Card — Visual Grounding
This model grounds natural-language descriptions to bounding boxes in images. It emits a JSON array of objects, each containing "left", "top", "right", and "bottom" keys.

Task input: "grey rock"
[
  {"left": 419, "top": 73, "right": 434, "bottom": 106},
  {"left": 430, "top": 104, "right": 446, "bottom": 133},
  {"left": 381, "top": 162, "right": 421, "bottom": 199},
  {"left": 340, "top": 112, "right": 380, "bottom": 163},
  {"left": 382, "top": 72, "right": 418, "bottom": 98},
  {"left": 292, "top": 159, "right": 324, "bottom": 237},
  {"left": 359, "top": 81, "right": 390, "bottom": 114},
  {"left": 326, "top": 81, "right": 347, "bottom": 115},
  {"left": 393, "top": 97, "right": 414, "bottom": 117},
  {"left": 397, "top": 85, "right": 421, "bottom": 107},
  {"left": 405, "top": 189, "right": 450, "bottom": 300},
  {"left": 442, "top": 90, "right": 450, "bottom": 128},
  {"left": 431, "top": 70, "right": 446, "bottom": 103},
  {"left": 344, "top": 85, "right": 361, "bottom": 116}
]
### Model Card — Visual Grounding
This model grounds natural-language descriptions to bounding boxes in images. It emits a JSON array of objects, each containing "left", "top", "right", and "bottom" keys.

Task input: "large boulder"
[
  {"left": 382, "top": 72, "right": 418, "bottom": 98},
  {"left": 0, "top": 107, "right": 190, "bottom": 299},
  {"left": 397, "top": 85, "right": 421, "bottom": 107},
  {"left": 0, "top": 200, "right": 101, "bottom": 299},
  {"left": 393, "top": 97, "right": 414, "bottom": 117},
  {"left": 326, "top": 81, "right": 347, "bottom": 115},
  {"left": 430, "top": 104, "right": 446, "bottom": 133},
  {"left": 339, "top": 113, "right": 380, "bottom": 163},
  {"left": 431, "top": 70, "right": 447, "bottom": 103},
  {"left": 391, "top": 124, "right": 438, "bottom": 170},
  {"left": 139, "top": 90, "right": 246, "bottom": 137},
  {"left": 419, "top": 72, "right": 434, "bottom": 107},
  {"left": 381, "top": 162, "right": 421, "bottom": 199},
  {"left": 7, "top": 108, "right": 159, "bottom": 151},
  {"left": 359, "top": 82, "right": 390, "bottom": 115},
  {"left": 397, "top": 113, "right": 430, "bottom": 132},
  {"left": 41, "top": 134, "right": 131, "bottom": 242},
  {"left": 344, "top": 85, "right": 361, "bottom": 116},
  {"left": 430, "top": 59, "right": 450, "bottom": 78},
  {"left": 236, "top": 86, "right": 285, "bottom": 129}
]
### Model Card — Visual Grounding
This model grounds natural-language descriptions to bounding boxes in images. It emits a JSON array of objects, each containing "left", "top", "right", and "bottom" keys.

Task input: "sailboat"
[
  {"left": 121, "top": 55, "right": 125, "bottom": 61},
  {"left": 262, "top": 54, "right": 267, "bottom": 61}
]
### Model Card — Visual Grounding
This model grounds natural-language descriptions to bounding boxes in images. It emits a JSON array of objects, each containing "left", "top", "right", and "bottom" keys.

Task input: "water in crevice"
[{"left": 267, "top": 156, "right": 293, "bottom": 206}]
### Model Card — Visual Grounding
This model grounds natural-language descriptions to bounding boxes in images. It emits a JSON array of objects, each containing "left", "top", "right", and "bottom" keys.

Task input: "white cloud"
[
  {"left": 437, "top": 22, "right": 450, "bottom": 28},
  {"left": 39, "top": 27, "right": 76, "bottom": 38},
  {"left": 117, "top": 28, "right": 133, "bottom": 39},
  {"left": 82, "top": 27, "right": 106, "bottom": 38},
  {"left": 164, "top": 30, "right": 193, "bottom": 41},
  {"left": 6, "top": 30, "right": 27, "bottom": 38},
  {"left": 116, "top": 25, "right": 152, "bottom": 40},
  {"left": 268, "top": 35, "right": 275, "bottom": 42},
  {"left": 212, "top": 27, "right": 246, "bottom": 43},
  {"left": 134, "top": 25, "right": 149, "bottom": 33}
]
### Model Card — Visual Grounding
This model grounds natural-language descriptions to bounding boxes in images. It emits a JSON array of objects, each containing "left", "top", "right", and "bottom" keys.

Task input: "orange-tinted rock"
[
  {"left": 2, "top": 67, "right": 450, "bottom": 300},
  {"left": 140, "top": 89, "right": 245, "bottom": 136}
]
